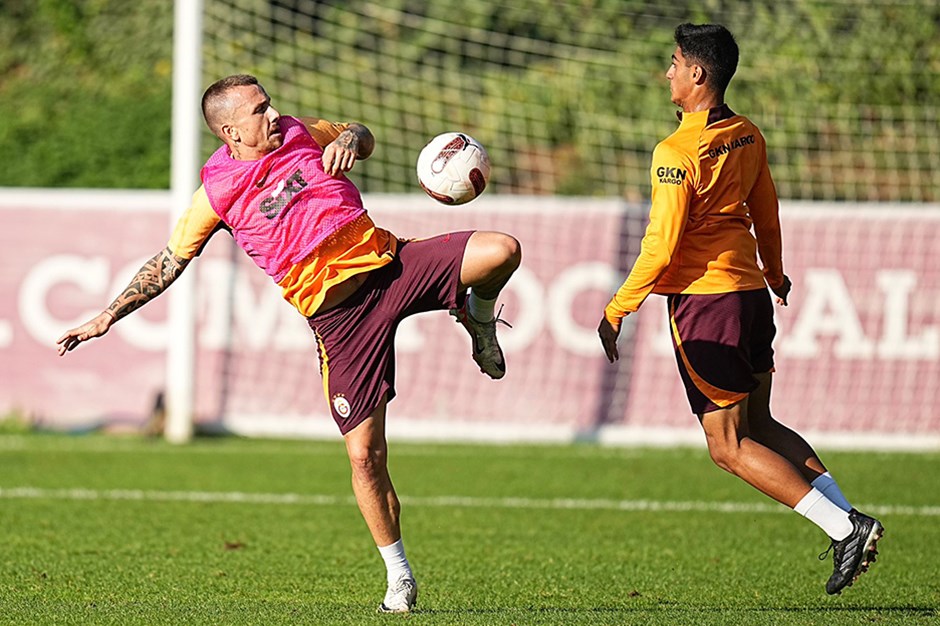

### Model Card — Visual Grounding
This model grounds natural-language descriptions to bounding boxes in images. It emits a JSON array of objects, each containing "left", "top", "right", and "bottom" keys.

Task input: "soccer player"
[
  {"left": 597, "top": 24, "right": 882, "bottom": 595},
  {"left": 56, "top": 74, "right": 520, "bottom": 613}
]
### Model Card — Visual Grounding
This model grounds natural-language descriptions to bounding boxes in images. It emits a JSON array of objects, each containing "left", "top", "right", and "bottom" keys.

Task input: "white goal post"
[{"left": 165, "top": 0, "right": 205, "bottom": 443}]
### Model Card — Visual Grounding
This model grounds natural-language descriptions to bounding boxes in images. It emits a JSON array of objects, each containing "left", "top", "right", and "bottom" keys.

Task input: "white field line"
[{"left": 0, "top": 486, "right": 937, "bottom": 517}]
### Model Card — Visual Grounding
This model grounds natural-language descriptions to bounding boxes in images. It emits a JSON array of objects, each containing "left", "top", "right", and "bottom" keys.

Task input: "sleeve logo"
[{"left": 656, "top": 166, "right": 688, "bottom": 185}]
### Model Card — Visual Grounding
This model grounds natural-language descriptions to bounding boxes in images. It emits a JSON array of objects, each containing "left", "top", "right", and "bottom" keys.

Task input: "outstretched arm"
[{"left": 56, "top": 247, "right": 191, "bottom": 356}]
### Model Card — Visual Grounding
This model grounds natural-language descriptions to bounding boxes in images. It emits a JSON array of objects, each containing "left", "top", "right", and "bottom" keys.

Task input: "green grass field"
[{"left": 0, "top": 434, "right": 937, "bottom": 625}]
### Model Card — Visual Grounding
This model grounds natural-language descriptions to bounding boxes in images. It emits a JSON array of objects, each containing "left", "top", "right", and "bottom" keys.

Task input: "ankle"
[{"left": 467, "top": 291, "right": 497, "bottom": 322}]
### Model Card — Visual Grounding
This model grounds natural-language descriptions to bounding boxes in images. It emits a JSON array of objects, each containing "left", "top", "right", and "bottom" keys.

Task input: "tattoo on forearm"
[
  {"left": 107, "top": 248, "right": 190, "bottom": 321},
  {"left": 342, "top": 124, "right": 374, "bottom": 158},
  {"left": 334, "top": 130, "right": 360, "bottom": 157}
]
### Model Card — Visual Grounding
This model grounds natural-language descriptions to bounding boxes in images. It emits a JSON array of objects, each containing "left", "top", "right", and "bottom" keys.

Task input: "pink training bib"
[{"left": 201, "top": 116, "right": 366, "bottom": 282}]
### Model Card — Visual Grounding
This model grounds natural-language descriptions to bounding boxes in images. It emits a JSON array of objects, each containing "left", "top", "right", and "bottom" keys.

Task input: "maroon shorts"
[
  {"left": 307, "top": 231, "right": 473, "bottom": 434},
  {"left": 666, "top": 289, "right": 776, "bottom": 415}
]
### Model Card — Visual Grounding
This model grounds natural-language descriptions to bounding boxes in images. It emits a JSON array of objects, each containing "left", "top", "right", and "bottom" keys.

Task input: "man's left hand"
[{"left": 322, "top": 132, "right": 359, "bottom": 176}]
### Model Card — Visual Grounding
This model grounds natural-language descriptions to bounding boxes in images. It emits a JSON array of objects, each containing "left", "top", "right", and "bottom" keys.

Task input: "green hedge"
[
  {"left": 0, "top": 0, "right": 173, "bottom": 188},
  {"left": 2, "top": 0, "right": 937, "bottom": 200}
]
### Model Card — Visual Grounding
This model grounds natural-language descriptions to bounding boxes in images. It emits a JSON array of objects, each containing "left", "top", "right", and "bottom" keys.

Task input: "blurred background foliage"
[
  {"left": 0, "top": 0, "right": 173, "bottom": 188},
  {"left": 1, "top": 0, "right": 938, "bottom": 200}
]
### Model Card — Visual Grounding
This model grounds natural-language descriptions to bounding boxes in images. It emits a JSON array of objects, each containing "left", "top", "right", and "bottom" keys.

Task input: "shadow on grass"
[{"left": 416, "top": 605, "right": 938, "bottom": 617}]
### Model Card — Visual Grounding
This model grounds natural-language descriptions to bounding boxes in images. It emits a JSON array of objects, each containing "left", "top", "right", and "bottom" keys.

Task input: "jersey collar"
[{"left": 676, "top": 103, "right": 736, "bottom": 126}]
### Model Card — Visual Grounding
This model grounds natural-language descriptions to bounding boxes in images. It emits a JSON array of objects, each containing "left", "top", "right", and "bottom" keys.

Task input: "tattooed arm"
[{"left": 56, "top": 247, "right": 190, "bottom": 356}]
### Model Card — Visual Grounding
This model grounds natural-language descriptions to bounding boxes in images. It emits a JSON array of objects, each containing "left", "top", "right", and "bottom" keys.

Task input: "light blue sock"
[{"left": 811, "top": 472, "right": 853, "bottom": 512}]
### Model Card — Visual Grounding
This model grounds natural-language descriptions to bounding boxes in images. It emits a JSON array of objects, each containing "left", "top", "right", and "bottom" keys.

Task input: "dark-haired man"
[
  {"left": 598, "top": 24, "right": 882, "bottom": 595},
  {"left": 57, "top": 74, "right": 520, "bottom": 613}
]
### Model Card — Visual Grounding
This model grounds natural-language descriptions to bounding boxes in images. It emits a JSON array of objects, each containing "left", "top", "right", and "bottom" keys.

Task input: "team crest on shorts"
[{"left": 332, "top": 394, "right": 351, "bottom": 418}]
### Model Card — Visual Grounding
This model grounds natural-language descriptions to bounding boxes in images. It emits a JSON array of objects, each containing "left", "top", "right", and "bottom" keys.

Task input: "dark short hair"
[
  {"left": 674, "top": 23, "right": 739, "bottom": 94},
  {"left": 201, "top": 74, "right": 261, "bottom": 136}
]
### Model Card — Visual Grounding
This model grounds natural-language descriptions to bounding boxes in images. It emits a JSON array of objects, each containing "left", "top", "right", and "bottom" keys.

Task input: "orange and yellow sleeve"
[
  {"left": 746, "top": 145, "right": 785, "bottom": 289},
  {"left": 298, "top": 117, "right": 350, "bottom": 148},
  {"left": 166, "top": 186, "right": 222, "bottom": 260},
  {"left": 605, "top": 143, "right": 694, "bottom": 324}
]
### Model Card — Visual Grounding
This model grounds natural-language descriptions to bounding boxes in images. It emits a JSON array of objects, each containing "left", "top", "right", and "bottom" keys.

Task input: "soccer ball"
[{"left": 416, "top": 132, "right": 491, "bottom": 205}]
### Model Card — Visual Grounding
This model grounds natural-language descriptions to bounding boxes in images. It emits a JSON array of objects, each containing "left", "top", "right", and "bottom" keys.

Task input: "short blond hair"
[{"left": 201, "top": 74, "right": 261, "bottom": 138}]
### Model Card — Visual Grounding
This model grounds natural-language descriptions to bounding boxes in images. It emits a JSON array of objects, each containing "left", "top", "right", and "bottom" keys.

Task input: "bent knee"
[
  {"left": 708, "top": 449, "right": 736, "bottom": 474},
  {"left": 706, "top": 441, "right": 744, "bottom": 475},
  {"left": 473, "top": 231, "right": 521, "bottom": 269},
  {"left": 500, "top": 234, "right": 522, "bottom": 268}
]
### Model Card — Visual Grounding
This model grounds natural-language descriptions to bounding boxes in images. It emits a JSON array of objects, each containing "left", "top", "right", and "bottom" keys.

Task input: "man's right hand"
[
  {"left": 56, "top": 311, "right": 115, "bottom": 356},
  {"left": 597, "top": 316, "right": 623, "bottom": 363}
]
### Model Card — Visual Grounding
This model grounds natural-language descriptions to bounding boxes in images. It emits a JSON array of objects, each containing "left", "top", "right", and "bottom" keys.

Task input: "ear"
[
  {"left": 692, "top": 65, "right": 708, "bottom": 86},
  {"left": 221, "top": 123, "right": 240, "bottom": 144}
]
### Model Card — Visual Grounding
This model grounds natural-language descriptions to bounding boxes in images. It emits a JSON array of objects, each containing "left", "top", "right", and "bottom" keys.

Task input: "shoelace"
[
  {"left": 492, "top": 303, "right": 513, "bottom": 329},
  {"left": 818, "top": 542, "right": 835, "bottom": 561}
]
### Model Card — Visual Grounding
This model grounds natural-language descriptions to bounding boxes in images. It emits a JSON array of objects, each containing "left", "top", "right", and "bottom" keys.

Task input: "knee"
[
  {"left": 503, "top": 234, "right": 522, "bottom": 269},
  {"left": 478, "top": 232, "right": 522, "bottom": 271},
  {"left": 347, "top": 441, "right": 387, "bottom": 479},
  {"left": 707, "top": 440, "right": 742, "bottom": 475}
]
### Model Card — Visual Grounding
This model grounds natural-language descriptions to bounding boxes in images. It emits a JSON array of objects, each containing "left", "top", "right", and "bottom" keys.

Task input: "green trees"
[
  {"left": 2, "top": 0, "right": 937, "bottom": 199},
  {"left": 0, "top": 1, "right": 173, "bottom": 188}
]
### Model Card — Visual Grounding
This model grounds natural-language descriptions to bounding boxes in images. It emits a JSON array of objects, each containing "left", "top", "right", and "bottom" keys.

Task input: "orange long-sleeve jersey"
[
  {"left": 605, "top": 104, "right": 784, "bottom": 324},
  {"left": 166, "top": 117, "right": 396, "bottom": 317}
]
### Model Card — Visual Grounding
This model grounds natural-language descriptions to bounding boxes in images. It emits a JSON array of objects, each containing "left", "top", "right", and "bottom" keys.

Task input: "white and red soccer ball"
[{"left": 416, "top": 132, "right": 490, "bottom": 205}]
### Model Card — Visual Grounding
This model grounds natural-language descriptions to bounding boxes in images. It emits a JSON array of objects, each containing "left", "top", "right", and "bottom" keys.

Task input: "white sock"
[
  {"left": 794, "top": 488, "right": 853, "bottom": 540},
  {"left": 467, "top": 291, "right": 497, "bottom": 322},
  {"left": 377, "top": 538, "right": 413, "bottom": 585},
  {"left": 811, "top": 472, "right": 852, "bottom": 512}
]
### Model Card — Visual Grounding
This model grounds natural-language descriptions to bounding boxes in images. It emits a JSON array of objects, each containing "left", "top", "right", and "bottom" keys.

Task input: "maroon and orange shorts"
[
  {"left": 307, "top": 231, "right": 473, "bottom": 434},
  {"left": 666, "top": 289, "right": 776, "bottom": 415}
]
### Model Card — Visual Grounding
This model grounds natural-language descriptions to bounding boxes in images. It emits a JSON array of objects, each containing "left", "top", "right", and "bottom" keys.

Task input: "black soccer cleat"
[
  {"left": 820, "top": 508, "right": 884, "bottom": 595},
  {"left": 450, "top": 303, "right": 510, "bottom": 380}
]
